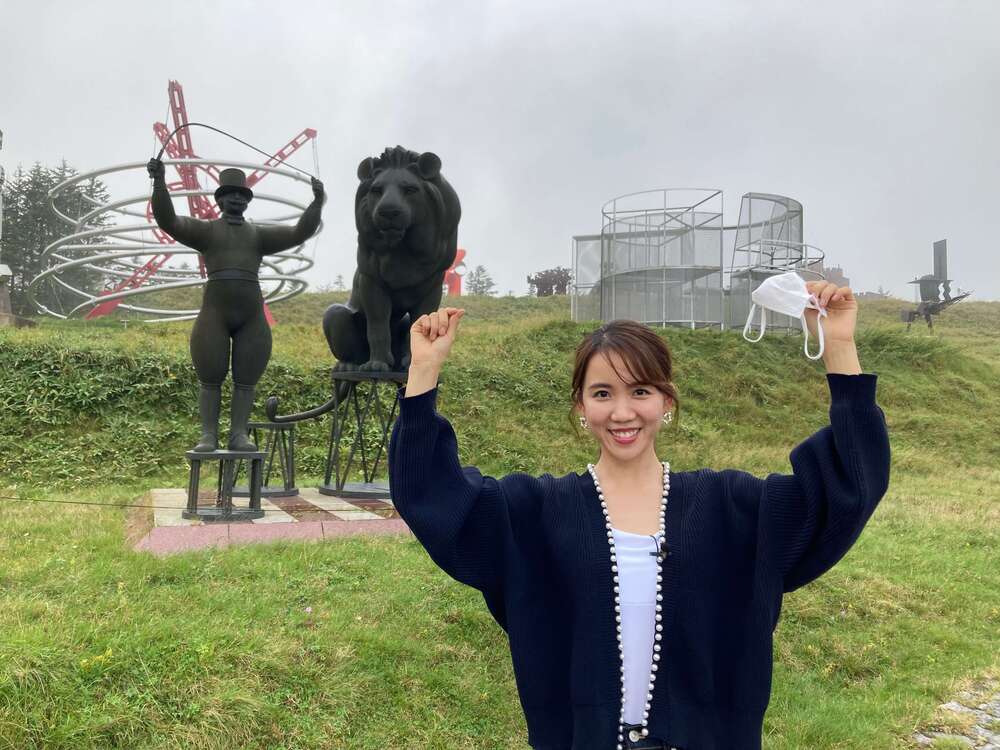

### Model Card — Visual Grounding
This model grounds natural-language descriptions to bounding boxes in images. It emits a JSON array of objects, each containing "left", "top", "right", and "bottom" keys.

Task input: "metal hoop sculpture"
[{"left": 29, "top": 159, "right": 320, "bottom": 322}]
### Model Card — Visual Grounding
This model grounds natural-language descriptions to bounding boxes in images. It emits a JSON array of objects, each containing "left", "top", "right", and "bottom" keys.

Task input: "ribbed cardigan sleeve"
[
  {"left": 388, "top": 387, "right": 543, "bottom": 596},
  {"left": 756, "top": 373, "right": 891, "bottom": 592}
]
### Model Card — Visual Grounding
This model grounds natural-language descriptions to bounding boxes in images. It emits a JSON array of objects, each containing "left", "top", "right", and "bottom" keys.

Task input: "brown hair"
[{"left": 570, "top": 319, "right": 680, "bottom": 426}]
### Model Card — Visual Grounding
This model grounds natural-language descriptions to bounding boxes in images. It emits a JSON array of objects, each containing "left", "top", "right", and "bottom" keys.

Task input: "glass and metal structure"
[
  {"left": 725, "top": 193, "right": 824, "bottom": 332},
  {"left": 572, "top": 189, "right": 724, "bottom": 329},
  {"left": 571, "top": 188, "right": 825, "bottom": 332}
]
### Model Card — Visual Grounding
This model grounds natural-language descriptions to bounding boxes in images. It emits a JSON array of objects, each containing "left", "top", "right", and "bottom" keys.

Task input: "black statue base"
[
  {"left": 321, "top": 371, "right": 405, "bottom": 501},
  {"left": 318, "top": 480, "right": 391, "bottom": 499},
  {"left": 233, "top": 422, "right": 298, "bottom": 498},
  {"left": 184, "top": 449, "right": 266, "bottom": 523}
]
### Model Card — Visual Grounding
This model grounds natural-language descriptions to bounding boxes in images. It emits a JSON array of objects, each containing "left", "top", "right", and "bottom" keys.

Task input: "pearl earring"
[
  {"left": 662, "top": 412, "right": 673, "bottom": 425},
  {"left": 579, "top": 416, "right": 589, "bottom": 430}
]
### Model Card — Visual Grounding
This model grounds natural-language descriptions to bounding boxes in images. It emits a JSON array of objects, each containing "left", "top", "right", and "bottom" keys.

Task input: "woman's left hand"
[{"left": 805, "top": 281, "right": 857, "bottom": 344}]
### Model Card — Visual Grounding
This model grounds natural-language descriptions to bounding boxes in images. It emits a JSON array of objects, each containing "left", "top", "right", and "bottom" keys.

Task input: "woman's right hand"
[{"left": 409, "top": 307, "right": 465, "bottom": 371}]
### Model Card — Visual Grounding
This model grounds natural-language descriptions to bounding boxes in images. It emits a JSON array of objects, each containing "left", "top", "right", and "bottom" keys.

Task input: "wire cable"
[{"left": 154, "top": 123, "right": 318, "bottom": 180}]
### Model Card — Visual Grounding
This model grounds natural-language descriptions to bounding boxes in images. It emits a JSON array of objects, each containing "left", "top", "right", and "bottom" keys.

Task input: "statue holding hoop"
[{"left": 147, "top": 157, "right": 324, "bottom": 452}]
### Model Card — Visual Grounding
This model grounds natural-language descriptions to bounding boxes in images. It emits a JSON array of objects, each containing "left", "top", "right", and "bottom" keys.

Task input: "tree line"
[
  {"left": 452, "top": 264, "right": 573, "bottom": 297},
  {"left": 1, "top": 161, "right": 110, "bottom": 315},
  {"left": 323, "top": 264, "right": 575, "bottom": 298}
]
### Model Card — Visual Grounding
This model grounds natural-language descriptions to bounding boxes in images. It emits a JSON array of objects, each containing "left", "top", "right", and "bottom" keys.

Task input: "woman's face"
[{"left": 577, "top": 352, "right": 672, "bottom": 462}]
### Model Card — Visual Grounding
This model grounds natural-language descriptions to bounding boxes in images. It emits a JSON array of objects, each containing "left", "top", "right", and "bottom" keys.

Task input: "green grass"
[{"left": 0, "top": 293, "right": 998, "bottom": 748}]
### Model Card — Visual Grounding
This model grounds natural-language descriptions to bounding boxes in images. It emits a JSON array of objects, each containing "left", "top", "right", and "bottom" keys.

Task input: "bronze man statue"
[{"left": 147, "top": 158, "right": 323, "bottom": 451}]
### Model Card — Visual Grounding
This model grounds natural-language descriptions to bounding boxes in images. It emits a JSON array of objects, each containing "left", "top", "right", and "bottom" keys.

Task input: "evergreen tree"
[
  {"left": 333, "top": 273, "right": 346, "bottom": 291},
  {"left": 0, "top": 161, "right": 110, "bottom": 315},
  {"left": 465, "top": 264, "right": 497, "bottom": 296}
]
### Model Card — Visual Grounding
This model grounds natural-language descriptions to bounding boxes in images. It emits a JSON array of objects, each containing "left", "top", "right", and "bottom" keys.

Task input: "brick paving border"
[{"left": 912, "top": 675, "right": 1000, "bottom": 748}]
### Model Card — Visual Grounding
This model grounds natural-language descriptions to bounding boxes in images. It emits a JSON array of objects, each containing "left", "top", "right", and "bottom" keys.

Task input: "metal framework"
[
  {"left": 319, "top": 375, "right": 402, "bottom": 500},
  {"left": 571, "top": 189, "right": 826, "bottom": 331},
  {"left": 184, "top": 449, "right": 265, "bottom": 522},
  {"left": 726, "top": 193, "right": 825, "bottom": 331}
]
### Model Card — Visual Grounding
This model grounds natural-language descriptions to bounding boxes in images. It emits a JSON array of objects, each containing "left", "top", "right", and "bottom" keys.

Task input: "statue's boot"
[
  {"left": 193, "top": 383, "right": 222, "bottom": 452},
  {"left": 227, "top": 383, "right": 258, "bottom": 452}
]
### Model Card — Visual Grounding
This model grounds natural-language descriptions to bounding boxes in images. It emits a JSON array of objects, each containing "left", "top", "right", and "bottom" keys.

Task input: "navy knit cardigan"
[{"left": 388, "top": 373, "right": 891, "bottom": 750}]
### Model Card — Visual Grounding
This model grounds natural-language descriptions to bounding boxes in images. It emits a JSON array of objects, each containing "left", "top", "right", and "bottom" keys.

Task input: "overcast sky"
[{"left": 2, "top": 0, "right": 998, "bottom": 300}]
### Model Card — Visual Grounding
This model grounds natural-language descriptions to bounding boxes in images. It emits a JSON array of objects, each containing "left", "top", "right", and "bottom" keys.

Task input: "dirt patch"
[{"left": 124, "top": 493, "right": 154, "bottom": 547}]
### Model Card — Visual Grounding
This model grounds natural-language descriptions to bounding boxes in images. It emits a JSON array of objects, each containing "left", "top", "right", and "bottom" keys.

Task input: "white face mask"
[{"left": 742, "top": 271, "right": 827, "bottom": 360}]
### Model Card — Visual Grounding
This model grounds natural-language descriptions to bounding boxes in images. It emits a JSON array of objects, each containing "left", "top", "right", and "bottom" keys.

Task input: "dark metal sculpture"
[
  {"left": 322, "top": 146, "right": 461, "bottom": 373},
  {"left": 184, "top": 448, "right": 265, "bottom": 521},
  {"left": 316, "top": 372, "right": 403, "bottom": 498},
  {"left": 147, "top": 158, "right": 324, "bottom": 451},
  {"left": 901, "top": 239, "right": 972, "bottom": 331},
  {"left": 901, "top": 285, "right": 972, "bottom": 331},
  {"left": 263, "top": 146, "right": 459, "bottom": 501}
]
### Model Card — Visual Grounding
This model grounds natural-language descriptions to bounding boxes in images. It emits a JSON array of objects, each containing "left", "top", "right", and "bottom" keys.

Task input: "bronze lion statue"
[{"left": 322, "top": 145, "right": 461, "bottom": 372}]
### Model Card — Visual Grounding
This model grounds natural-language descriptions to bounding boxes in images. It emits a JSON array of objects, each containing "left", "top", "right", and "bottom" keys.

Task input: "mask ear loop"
[
  {"left": 801, "top": 302, "right": 826, "bottom": 360},
  {"left": 743, "top": 303, "right": 766, "bottom": 343}
]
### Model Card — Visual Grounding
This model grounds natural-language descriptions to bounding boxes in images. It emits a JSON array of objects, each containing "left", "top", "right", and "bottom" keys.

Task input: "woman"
[{"left": 388, "top": 282, "right": 890, "bottom": 750}]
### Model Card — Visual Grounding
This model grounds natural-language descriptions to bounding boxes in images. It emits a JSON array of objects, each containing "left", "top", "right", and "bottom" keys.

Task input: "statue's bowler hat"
[{"left": 214, "top": 168, "right": 254, "bottom": 201}]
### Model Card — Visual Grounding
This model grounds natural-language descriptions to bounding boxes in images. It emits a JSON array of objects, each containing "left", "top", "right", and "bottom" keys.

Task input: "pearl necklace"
[{"left": 586, "top": 460, "right": 670, "bottom": 750}]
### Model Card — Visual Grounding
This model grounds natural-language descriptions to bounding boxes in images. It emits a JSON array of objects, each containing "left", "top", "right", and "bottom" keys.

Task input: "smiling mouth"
[{"left": 608, "top": 427, "right": 640, "bottom": 444}]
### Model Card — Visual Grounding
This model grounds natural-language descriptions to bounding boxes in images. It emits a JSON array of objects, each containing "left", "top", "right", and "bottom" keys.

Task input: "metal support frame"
[
  {"left": 184, "top": 449, "right": 265, "bottom": 522},
  {"left": 233, "top": 422, "right": 297, "bottom": 498},
  {"left": 319, "top": 372, "right": 405, "bottom": 500}
]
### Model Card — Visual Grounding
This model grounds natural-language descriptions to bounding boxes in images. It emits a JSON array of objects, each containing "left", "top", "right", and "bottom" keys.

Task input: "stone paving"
[
  {"left": 912, "top": 675, "right": 1000, "bottom": 748},
  {"left": 135, "top": 487, "right": 410, "bottom": 555}
]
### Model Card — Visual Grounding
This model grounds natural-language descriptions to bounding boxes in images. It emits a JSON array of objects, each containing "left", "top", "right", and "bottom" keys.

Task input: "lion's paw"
[{"left": 360, "top": 359, "right": 392, "bottom": 373}]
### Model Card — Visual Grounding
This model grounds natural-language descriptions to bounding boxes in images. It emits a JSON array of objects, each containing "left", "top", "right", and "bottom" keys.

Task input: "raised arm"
[
  {"left": 388, "top": 307, "right": 545, "bottom": 602},
  {"left": 719, "top": 282, "right": 890, "bottom": 592},
  {"left": 758, "top": 373, "right": 890, "bottom": 592},
  {"left": 388, "top": 386, "right": 545, "bottom": 599},
  {"left": 146, "top": 158, "right": 211, "bottom": 250},
  {"left": 753, "top": 282, "right": 888, "bottom": 592},
  {"left": 258, "top": 178, "right": 324, "bottom": 255}
]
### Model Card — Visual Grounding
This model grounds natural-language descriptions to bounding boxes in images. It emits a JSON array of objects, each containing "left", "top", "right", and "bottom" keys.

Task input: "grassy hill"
[{"left": 0, "top": 294, "right": 997, "bottom": 748}]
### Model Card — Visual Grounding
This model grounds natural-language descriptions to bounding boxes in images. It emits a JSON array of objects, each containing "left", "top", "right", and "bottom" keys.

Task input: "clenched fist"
[
  {"left": 409, "top": 307, "right": 465, "bottom": 371},
  {"left": 804, "top": 280, "right": 857, "bottom": 344}
]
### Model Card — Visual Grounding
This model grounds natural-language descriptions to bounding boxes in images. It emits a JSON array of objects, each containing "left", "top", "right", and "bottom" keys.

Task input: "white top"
[{"left": 612, "top": 526, "right": 661, "bottom": 725}]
